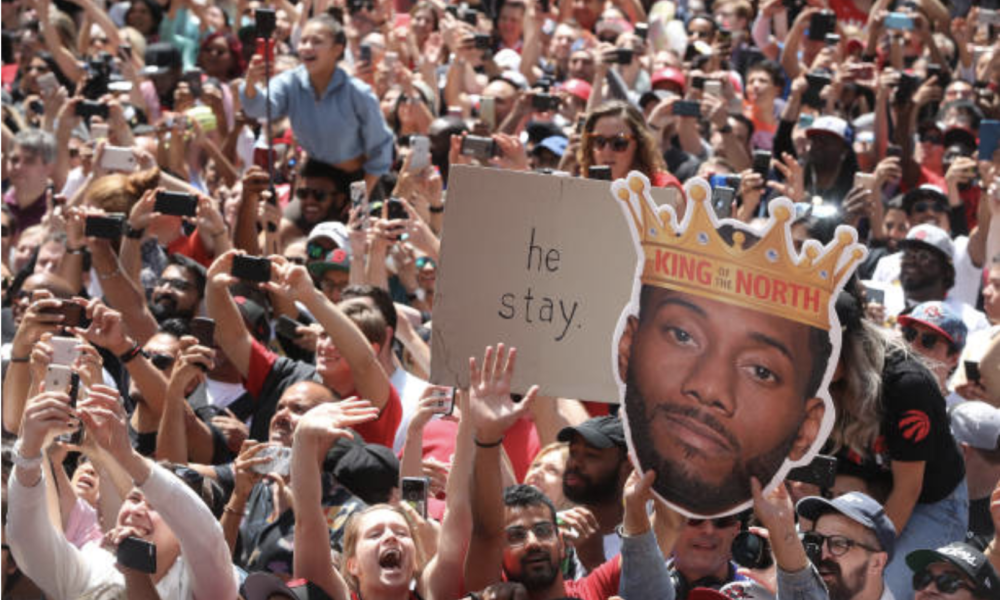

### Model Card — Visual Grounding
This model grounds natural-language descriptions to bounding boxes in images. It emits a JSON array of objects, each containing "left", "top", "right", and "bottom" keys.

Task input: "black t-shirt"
[{"left": 869, "top": 351, "right": 965, "bottom": 503}]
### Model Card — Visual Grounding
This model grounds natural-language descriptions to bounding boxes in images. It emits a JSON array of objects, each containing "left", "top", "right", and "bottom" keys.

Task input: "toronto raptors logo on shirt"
[{"left": 899, "top": 410, "right": 931, "bottom": 442}]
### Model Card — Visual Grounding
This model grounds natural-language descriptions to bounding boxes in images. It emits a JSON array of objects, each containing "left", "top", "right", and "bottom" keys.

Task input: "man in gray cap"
[
  {"left": 556, "top": 415, "right": 632, "bottom": 571},
  {"left": 753, "top": 487, "right": 896, "bottom": 600},
  {"left": 907, "top": 542, "right": 1000, "bottom": 600},
  {"left": 950, "top": 401, "right": 1000, "bottom": 540}
]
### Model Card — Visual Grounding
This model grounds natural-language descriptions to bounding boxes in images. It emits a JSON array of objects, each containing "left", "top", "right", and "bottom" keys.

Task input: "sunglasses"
[
  {"left": 149, "top": 353, "right": 176, "bottom": 371},
  {"left": 307, "top": 241, "right": 334, "bottom": 259},
  {"left": 505, "top": 521, "right": 557, "bottom": 546},
  {"left": 415, "top": 256, "right": 436, "bottom": 270},
  {"left": 687, "top": 515, "right": 739, "bottom": 528},
  {"left": 901, "top": 326, "right": 955, "bottom": 353},
  {"left": 591, "top": 134, "right": 634, "bottom": 152},
  {"left": 156, "top": 277, "right": 194, "bottom": 292},
  {"left": 912, "top": 570, "right": 974, "bottom": 595},
  {"left": 296, "top": 187, "right": 331, "bottom": 202}
]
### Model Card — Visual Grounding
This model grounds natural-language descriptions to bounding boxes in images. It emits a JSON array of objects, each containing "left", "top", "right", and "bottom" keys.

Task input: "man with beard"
[
  {"left": 149, "top": 254, "right": 206, "bottom": 323},
  {"left": 871, "top": 224, "right": 988, "bottom": 335},
  {"left": 868, "top": 185, "right": 988, "bottom": 313},
  {"left": 754, "top": 486, "right": 895, "bottom": 600},
  {"left": 555, "top": 416, "right": 632, "bottom": 572}
]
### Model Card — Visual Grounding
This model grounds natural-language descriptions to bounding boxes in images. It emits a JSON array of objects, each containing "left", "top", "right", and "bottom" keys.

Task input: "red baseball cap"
[
  {"left": 560, "top": 78, "right": 592, "bottom": 102},
  {"left": 651, "top": 67, "right": 685, "bottom": 93}
]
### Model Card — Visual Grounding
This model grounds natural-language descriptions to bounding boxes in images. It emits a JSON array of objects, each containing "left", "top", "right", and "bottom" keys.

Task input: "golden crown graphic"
[{"left": 612, "top": 172, "right": 867, "bottom": 330}]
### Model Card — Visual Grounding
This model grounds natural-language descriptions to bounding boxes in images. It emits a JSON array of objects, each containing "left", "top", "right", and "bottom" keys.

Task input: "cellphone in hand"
[
  {"left": 460, "top": 135, "right": 497, "bottom": 161},
  {"left": 711, "top": 186, "right": 736, "bottom": 220},
  {"left": 231, "top": 255, "right": 272, "bottom": 283},
  {"left": 473, "top": 33, "right": 492, "bottom": 50},
  {"left": 190, "top": 317, "right": 216, "bottom": 347},
  {"left": 408, "top": 135, "right": 431, "bottom": 172},
  {"left": 807, "top": 10, "right": 836, "bottom": 41},
  {"left": 254, "top": 6, "right": 277, "bottom": 39},
  {"left": 588, "top": 165, "right": 612, "bottom": 180},
  {"left": 635, "top": 22, "right": 649, "bottom": 40},
  {"left": 84, "top": 214, "right": 126, "bottom": 239},
  {"left": 703, "top": 79, "right": 723, "bottom": 97},
  {"left": 479, "top": 96, "right": 496, "bottom": 131},
  {"left": 50, "top": 336, "right": 81, "bottom": 366},
  {"left": 252, "top": 445, "right": 292, "bottom": 476},
  {"left": 671, "top": 100, "right": 701, "bottom": 117},
  {"left": 358, "top": 43, "right": 372, "bottom": 64},
  {"left": 531, "top": 93, "right": 560, "bottom": 112},
  {"left": 863, "top": 285, "right": 885, "bottom": 305},
  {"left": 786, "top": 454, "right": 837, "bottom": 488},
  {"left": 401, "top": 477, "right": 430, "bottom": 519},
  {"left": 41, "top": 301, "right": 87, "bottom": 328},
  {"left": 255, "top": 37, "right": 275, "bottom": 62},
  {"left": 44, "top": 364, "right": 74, "bottom": 394},
  {"left": 978, "top": 120, "right": 1000, "bottom": 161},
  {"left": 154, "top": 191, "right": 198, "bottom": 217},
  {"left": 117, "top": 537, "right": 157, "bottom": 574},
  {"left": 691, "top": 76, "right": 706, "bottom": 90},
  {"left": 884, "top": 11, "right": 914, "bottom": 30},
  {"left": 965, "top": 360, "right": 982, "bottom": 383},
  {"left": 430, "top": 387, "right": 455, "bottom": 417},
  {"left": 100, "top": 146, "right": 138, "bottom": 172},
  {"left": 75, "top": 100, "right": 109, "bottom": 119},
  {"left": 37, "top": 72, "right": 58, "bottom": 95},
  {"left": 854, "top": 172, "right": 877, "bottom": 191},
  {"left": 752, "top": 150, "right": 772, "bottom": 179},
  {"left": 611, "top": 48, "right": 633, "bottom": 65}
]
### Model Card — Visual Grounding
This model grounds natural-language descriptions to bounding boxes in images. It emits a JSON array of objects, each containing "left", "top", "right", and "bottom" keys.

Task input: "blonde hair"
[
  {"left": 85, "top": 168, "right": 160, "bottom": 214},
  {"left": 340, "top": 504, "right": 426, "bottom": 592}
]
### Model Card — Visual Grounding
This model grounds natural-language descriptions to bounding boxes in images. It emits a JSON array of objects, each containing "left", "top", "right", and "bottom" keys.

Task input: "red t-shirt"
[
  {"left": 167, "top": 228, "right": 213, "bottom": 267},
  {"left": 564, "top": 556, "right": 622, "bottom": 600},
  {"left": 420, "top": 415, "right": 541, "bottom": 484},
  {"left": 652, "top": 171, "right": 685, "bottom": 197}
]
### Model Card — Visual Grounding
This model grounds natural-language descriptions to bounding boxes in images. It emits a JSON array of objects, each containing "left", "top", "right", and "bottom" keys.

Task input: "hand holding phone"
[
  {"left": 117, "top": 537, "right": 157, "bottom": 574},
  {"left": 401, "top": 477, "right": 429, "bottom": 518},
  {"left": 154, "top": 191, "right": 198, "bottom": 217},
  {"left": 231, "top": 255, "right": 272, "bottom": 283}
]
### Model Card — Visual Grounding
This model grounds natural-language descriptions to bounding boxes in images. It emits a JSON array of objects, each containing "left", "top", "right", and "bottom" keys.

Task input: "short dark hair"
[
  {"left": 747, "top": 59, "right": 785, "bottom": 90},
  {"left": 504, "top": 484, "right": 558, "bottom": 524},
  {"left": 300, "top": 158, "right": 352, "bottom": 194},
  {"left": 342, "top": 284, "right": 398, "bottom": 334},
  {"left": 167, "top": 253, "right": 206, "bottom": 299}
]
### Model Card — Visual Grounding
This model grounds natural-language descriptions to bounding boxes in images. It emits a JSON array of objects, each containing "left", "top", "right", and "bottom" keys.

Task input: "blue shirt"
[{"left": 240, "top": 65, "right": 394, "bottom": 175}]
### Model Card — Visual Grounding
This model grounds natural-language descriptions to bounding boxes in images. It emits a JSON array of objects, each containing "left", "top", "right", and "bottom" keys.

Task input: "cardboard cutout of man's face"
[{"left": 611, "top": 173, "right": 862, "bottom": 518}]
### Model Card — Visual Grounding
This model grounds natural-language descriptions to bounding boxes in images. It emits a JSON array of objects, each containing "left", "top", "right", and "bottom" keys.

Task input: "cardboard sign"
[
  {"left": 431, "top": 166, "right": 678, "bottom": 401},
  {"left": 612, "top": 172, "right": 865, "bottom": 518}
]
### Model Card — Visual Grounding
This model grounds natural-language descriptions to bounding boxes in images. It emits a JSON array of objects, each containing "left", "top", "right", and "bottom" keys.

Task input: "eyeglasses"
[
  {"left": 687, "top": 515, "right": 740, "bottom": 529},
  {"left": 296, "top": 187, "right": 331, "bottom": 202},
  {"left": 415, "top": 256, "right": 435, "bottom": 270},
  {"left": 800, "top": 532, "right": 878, "bottom": 557},
  {"left": 912, "top": 200, "right": 947, "bottom": 214},
  {"left": 156, "top": 277, "right": 194, "bottom": 292},
  {"left": 912, "top": 570, "right": 975, "bottom": 595},
  {"left": 901, "top": 326, "right": 955, "bottom": 353},
  {"left": 591, "top": 134, "right": 633, "bottom": 152},
  {"left": 149, "top": 353, "right": 176, "bottom": 371},
  {"left": 505, "top": 521, "right": 557, "bottom": 546}
]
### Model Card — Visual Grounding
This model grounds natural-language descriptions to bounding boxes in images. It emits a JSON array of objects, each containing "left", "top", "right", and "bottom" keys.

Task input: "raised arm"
[
  {"left": 79, "top": 386, "right": 238, "bottom": 600},
  {"left": 291, "top": 400, "right": 381, "bottom": 600},
  {"left": 464, "top": 345, "right": 538, "bottom": 592},
  {"left": 204, "top": 250, "right": 255, "bottom": 376},
  {"left": 155, "top": 337, "right": 217, "bottom": 464},
  {"left": 264, "top": 258, "right": 392, "bottom": 410},
  {"left": 421, "top": 389, "right": 475, "bottom": 600}
]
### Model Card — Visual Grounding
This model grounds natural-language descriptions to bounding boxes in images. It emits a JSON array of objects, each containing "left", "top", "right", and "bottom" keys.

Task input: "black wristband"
[
  {"left": 429, "top": 204, "right": 445, "bottom": 214},
  {"left": 124, "top": 223, "right": 145, "bottom": 239},
  {"left": 474, "top": 436, "right": 504, "bottom": 448},
  {"left": 9, "top": 356, "right": 29, "bottom": 363},
  {"left": 119, "top": 342, "right": 145, "bottom": 364}
]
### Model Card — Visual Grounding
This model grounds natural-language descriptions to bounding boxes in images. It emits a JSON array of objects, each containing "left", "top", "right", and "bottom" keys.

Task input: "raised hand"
[{"left": 467, "top": 344, "right": 538, "bottom": 444}]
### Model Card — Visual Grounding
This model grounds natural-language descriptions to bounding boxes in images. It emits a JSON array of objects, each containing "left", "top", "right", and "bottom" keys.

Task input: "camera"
[{"left": 731, "top": 531, "right": 773, "bottom": 570}]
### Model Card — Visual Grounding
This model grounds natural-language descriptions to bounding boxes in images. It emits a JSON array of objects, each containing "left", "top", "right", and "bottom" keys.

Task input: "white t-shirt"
[
  {"left": 391, "top": 365, "right": 430, "bottom": 453},
  {"left": 870, "top": 235, "right": 982, "bottom": 308}
]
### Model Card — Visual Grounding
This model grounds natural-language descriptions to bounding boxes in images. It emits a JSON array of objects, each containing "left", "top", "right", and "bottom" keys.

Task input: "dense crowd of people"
[{"left": 2, "top": 0, "right": 1000, "bottom": 598}]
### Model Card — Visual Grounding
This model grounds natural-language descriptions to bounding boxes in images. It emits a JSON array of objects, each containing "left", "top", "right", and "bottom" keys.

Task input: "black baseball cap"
[
  {"left": 557, "top": 415, "right": 626, "bottom": 449},
  {"left": 906, "top": 542, "right": 1000, "bottom": 598},
  {"left": 325, "top": 438, "right": 400, "bottom": 505}
]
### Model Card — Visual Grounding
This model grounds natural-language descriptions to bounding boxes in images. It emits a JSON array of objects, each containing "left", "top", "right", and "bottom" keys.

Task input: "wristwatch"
[{"left": 124, "top": 223, "right": 145, "bottom": 239}]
